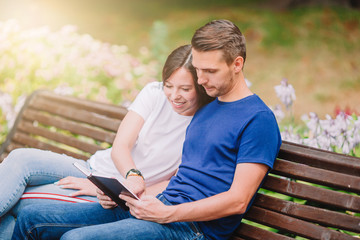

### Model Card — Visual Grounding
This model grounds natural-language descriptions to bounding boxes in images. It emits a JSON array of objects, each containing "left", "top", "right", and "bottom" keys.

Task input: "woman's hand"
[
  {"left": 56, "top": 176, "right": 97, "bottom": 196},
  {"left": 96, "top": 188, "right": 118, "bottom": 209}
]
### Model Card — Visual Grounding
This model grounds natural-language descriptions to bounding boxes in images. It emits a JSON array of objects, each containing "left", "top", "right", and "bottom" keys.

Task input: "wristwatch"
[{"left": 125, "top": 168, "right": 144, "bottom": 180}]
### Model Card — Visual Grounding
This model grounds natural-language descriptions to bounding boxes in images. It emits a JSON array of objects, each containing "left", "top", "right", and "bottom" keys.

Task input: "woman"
[{"left": 0, "top": 45, "right": 213, "bottom": 239}]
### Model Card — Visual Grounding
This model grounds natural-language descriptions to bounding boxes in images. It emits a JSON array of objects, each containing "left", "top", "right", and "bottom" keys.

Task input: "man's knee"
[
  {"left": 16, "top": 204, "right": 38, "bottom": 225},
  {"left": 12, "top": 205, "right": 38, "bottom": 239}
]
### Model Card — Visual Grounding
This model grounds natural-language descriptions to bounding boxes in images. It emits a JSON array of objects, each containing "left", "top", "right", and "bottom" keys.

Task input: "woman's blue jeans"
[
  {"left": 0, "top": 148, "right": 98, "bottom": 240},
  {"left": 12, "top": 194, "right": 205, "bottom": 240}
]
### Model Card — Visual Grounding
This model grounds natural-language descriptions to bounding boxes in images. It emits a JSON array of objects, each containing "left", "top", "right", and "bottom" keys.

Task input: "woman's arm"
[{"left": 111, "top": 110, "right": 146, "bottom": 195}]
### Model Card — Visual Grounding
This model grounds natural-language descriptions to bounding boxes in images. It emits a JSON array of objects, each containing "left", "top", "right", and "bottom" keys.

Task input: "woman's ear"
[{"left": 233, "top": 56, "right": 244, "bottom": 73}]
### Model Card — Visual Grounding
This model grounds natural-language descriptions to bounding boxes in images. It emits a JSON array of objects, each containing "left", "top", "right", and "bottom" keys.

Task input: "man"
[{"left": 12, "top": 19, "right": 281, "bottom": 240}]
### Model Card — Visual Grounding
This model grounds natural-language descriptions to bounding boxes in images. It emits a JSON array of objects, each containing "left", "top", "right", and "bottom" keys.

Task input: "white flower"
[
  {"left": 298, "top": 111, "right": 360, "bottom": 155},
  {"left": 274, "top": 78, "right": 296, "bottom": 110},
  {"left": 316, "top": 133, "right": 332, "bottom": 151},
  {"left": 342, "top": 140, "right": 351, "bottom": 155},
  {"left": 281, "top": 126, "right": 301, "bottom": 144},
  {"left": 270, "top": 104, "right": 285, "bottom": 123},
  {"left": 335, "top": 111, "right": 352, "bottom": 132},
  {"left": 319, "top": 114, "right": 339, "bottom": 137},
  {"left": 302, "top": 138, "right": 318, "bottom": 149},
  {"left": 302, "top": 112, "right": 320, "bottom": 136}
]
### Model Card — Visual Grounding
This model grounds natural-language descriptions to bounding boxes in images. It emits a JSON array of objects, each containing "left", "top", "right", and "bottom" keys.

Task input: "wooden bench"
[{"left": 1, "top": 90, "right": 359, "bottom": 239}]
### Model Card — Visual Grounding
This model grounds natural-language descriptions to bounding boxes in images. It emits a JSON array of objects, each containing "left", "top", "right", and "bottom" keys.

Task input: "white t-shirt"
[{"left": 88, "top": 82, "right": 192, "bottom": 186}]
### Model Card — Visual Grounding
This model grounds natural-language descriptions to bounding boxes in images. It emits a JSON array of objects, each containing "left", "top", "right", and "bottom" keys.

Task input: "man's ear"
[{"left": 233, "top": 56, "right": 244, "bottom": 73}]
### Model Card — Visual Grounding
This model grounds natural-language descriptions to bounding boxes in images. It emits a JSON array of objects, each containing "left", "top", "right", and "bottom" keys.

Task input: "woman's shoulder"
[
  {"left": 143, "top": 81, "right": 163, "bottom": 91},
  {"left": 129, "top": 81, "right": 165, "bottom": 112},
  {"left": 137, "top": 81, "right": 164, "bottom": 102}
]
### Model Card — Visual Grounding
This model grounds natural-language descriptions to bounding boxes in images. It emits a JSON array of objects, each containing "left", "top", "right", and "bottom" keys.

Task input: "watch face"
[{"left": 130, "top": 169, "right": 142, "bottom": 175}]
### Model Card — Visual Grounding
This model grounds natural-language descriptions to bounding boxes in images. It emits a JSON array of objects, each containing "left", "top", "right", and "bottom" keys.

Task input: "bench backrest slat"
[
  {"left": 273, "top": 159, "right": 360, "bottom": 193},
  {"left": 17, "top": 121, "right": 104, "bottom": 153},
  {"left": 37, "top": 91, "right": 126, "bottom": 119},
  {"left": 30, "top": 97, "right": 120, "bottom": 132},
  {"left": 22, "top": 109, "right": 117, "bottom": 143},
  {"left": 255, "top": 194, "right": 360, "bottom": 233},
  {"left": 278, "top": 143, "right": 360, "bottom": 176},
  {"left": 263, "top": 175, "right": 360, "bottom": 212},
  {"left": 12, "top": 132, "right": 89, "bottom": 160},
  {"left": 246, "top": 206, "right": 358, "bottom": 240}
]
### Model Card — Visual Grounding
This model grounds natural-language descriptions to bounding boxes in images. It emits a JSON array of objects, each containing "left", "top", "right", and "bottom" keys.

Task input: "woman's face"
[{"left": 163, "top": 67, "right": 199, "bottom": 116}]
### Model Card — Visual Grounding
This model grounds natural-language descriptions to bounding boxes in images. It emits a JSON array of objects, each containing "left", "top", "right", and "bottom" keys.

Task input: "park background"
[{"left": 0, "top": 0, "right": 359, "bottom": 155}]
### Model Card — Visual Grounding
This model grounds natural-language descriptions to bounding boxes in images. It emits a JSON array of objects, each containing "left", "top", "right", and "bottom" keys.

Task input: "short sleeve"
[
  {"left": 128, "top": 81, "right": 163, "bottom": 121},
  {"left": 237, "top": 111, "right": 281, "bottom": 169}
]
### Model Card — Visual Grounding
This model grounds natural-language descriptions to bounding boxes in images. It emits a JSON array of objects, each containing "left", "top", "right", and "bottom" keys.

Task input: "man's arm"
[{"left": 121, "top": 162, "right": 269, "bottom": 223}]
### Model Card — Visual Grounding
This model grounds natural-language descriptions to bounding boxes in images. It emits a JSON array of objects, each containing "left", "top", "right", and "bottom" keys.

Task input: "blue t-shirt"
[{"left": 162, "top": 94, "right": 281, "bottom": 240}]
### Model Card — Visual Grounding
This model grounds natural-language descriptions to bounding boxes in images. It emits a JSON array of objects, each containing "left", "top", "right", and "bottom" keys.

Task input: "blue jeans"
[
  {"left": 12, "top": 194, "right": 206, "bottom": 240},
  {"left": 0, "top": 148, "right": 98, "bottom": 240}
]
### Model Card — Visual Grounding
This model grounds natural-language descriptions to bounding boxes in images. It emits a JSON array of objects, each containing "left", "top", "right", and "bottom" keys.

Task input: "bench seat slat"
[
  {"left": 17, "top": 121, "right": 103, "bottom": 155},
  {"left": 262, "top": 176, "right": 360, "bottom": 212},
  {"left": 22, "top": 109, "right": 117, "bottom": 144},
  {"left": 254, "top": 194, "right": 360, "bottom": 233},
  {"left": 245, "top": 206, "right": 358, "bottom": 240},
  {"left": 273, "top": 159, "right": 360, "bottom": 193},
  {"left": 12, "top": 132, "right": 88, "bottom": 160}
]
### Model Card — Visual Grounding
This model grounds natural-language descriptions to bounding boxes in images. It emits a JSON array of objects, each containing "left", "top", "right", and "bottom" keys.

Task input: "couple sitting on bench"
[{"left": 1, "top": 19, "right": 281, "bottom": 240}]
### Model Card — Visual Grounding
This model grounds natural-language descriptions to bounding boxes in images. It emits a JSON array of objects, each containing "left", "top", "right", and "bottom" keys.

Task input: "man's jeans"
[{"left": 12, "top": 194, "right": 206, "bottom": 240}]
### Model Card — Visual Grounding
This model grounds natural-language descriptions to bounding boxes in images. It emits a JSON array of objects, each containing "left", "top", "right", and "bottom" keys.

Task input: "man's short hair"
[{"left": 191, "top": 19, "right": 246, "bottom": 66}]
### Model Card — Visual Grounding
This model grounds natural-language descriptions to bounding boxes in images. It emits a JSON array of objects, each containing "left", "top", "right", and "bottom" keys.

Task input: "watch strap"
[{"left": 125, "top": 168, "right": 144, "bottom": 180}]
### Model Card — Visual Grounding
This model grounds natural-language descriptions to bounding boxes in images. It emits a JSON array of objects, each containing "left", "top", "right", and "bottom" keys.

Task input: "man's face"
[{"left": 191, "top": 49, "right": 236, "bottom": 100}]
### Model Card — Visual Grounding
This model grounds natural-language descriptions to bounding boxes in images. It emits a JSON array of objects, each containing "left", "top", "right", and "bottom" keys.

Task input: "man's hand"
[
  {"left": 120, "top": 194, "right": 175, "bottom": 224},
  {"left": 56, "top": 177, "right": 97, "bottom": 196},
  {"left": 96, "top": 188, "right": 118, "bottom": 209}
]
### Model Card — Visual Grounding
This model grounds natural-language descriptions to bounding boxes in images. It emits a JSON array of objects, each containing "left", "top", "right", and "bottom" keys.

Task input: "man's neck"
[{"left": 218, "top": 76, "right": 253, "bottom": 102}]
